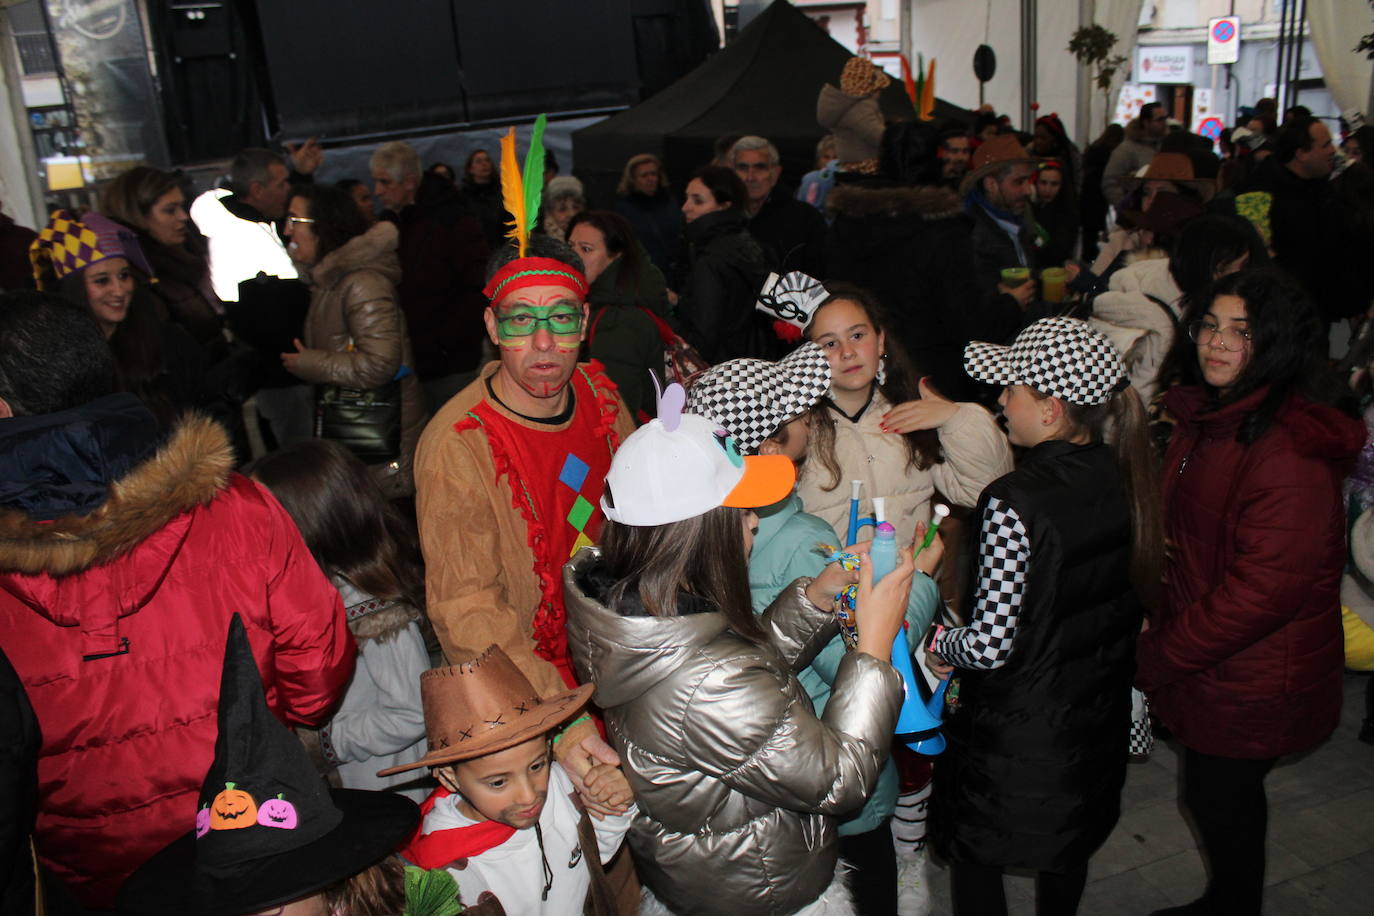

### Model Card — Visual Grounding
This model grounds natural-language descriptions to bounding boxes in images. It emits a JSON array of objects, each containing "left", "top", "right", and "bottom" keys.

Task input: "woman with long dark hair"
[
  {"left": 568, "top": 209, "right": 669, "bottom": 417},
  {"left": 1091, "top": 213, "right": 1269, "bottom": 402},
  {"left": 251, "top": 438, "right": 431, "bottom": 800},
  {"left": 101, "top": 165, "right": 225, "bottom": 359},
  {"left": 279, "top": 184, "right": 427, "bottom": 497},
  {"left": 930, "top": 318, "right": 1163, "bottom": 916},
  {"left": 33, "top": 209, "right": 212, "bottom": 430},
  {"left": 1137, "top": 268, "right": 1364, "bottom": 916},
  {"left": 565, "top": 396, "right": 921, "bottom": 914}
]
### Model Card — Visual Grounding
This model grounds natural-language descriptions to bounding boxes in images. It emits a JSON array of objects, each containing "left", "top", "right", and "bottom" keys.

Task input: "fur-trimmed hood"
[
  {"left": 333, "top": 576, "right": 422, "bottom": 645},
  {"left": 309, "top": 220, "right": 401, "bottom": 291},
  {"left": 826, "top": 184, "right": 963, "bottom": 222},
  {"left": 1122, "top": 117, "right": 1161, "bottom": 148},
  {"left": 0, "top": 407, "right": 232, "bottom": 580}
]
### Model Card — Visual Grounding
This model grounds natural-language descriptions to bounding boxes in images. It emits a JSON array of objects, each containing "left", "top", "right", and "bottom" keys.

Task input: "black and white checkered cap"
[
  {"left": 963, "top": 317, "right": 1127, "bottom": 406},
  {"left": 685, "top": 343, "right": 832, "bottom": 454}
]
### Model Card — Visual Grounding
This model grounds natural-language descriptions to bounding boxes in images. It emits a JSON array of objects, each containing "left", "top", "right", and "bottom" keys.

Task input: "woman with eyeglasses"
[
  {"left": 1135, "top": 268, "right": 1364, "bottom": 916},
  {"left": 279, "top": 184, "right": 427, "bottom": 497}
]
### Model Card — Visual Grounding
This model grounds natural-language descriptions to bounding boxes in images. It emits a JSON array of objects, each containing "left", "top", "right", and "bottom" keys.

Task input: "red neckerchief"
[
  {"left": 401, "top": 787, "right": 517, "bottom": 868},
  {"left": 454, "top": 363, "right": 621, "bottom": 689}
]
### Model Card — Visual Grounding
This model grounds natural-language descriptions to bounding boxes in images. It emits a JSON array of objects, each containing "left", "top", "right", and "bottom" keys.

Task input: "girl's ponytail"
[{"left": 1108, "top": 384, "right": 1164, "bottom": 610}]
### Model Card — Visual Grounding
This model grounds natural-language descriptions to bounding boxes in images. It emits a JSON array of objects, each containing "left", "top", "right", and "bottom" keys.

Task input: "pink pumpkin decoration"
[
  {"left": 194, "top": 805, "right": 211, "bottom": 838},
  {"left": 256, "top": 794, "right": 298, "bottom": 830}
]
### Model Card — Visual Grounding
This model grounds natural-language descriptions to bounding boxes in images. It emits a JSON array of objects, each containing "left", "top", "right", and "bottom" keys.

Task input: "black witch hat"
[{"left": 117, "top": 615, "right": 419, "bottom": 915}]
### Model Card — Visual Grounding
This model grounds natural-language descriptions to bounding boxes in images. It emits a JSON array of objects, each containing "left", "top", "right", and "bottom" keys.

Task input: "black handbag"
[{"left": 315, "top": 378, "right": 402, "bottom": 463}]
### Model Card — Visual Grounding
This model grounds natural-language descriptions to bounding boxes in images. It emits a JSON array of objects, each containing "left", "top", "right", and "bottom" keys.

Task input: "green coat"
[
  {"left": 748, "top": 492, "right": 941, "bottom": 836},
  {"left": 586, "top": 252, "right": 669, "bottom": 419}
]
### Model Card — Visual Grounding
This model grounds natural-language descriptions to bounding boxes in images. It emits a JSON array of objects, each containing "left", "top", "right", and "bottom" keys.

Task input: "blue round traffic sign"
[
  {"left": 1212, "top": 20, "right": 1235, "bottom": 43},
  {"left": 1198, "top": 117, "right": 1223, "bottom": 140}
]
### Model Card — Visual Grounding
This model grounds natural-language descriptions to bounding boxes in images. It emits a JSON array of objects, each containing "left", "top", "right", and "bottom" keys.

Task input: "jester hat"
[{"left": 30, "top": 209, "right": 153, "bottom": 290}]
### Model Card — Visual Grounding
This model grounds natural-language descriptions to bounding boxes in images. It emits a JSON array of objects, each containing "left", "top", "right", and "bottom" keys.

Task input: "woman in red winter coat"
[{"left": 1136, "top": 268, "right": 1365, "bottom": 916}]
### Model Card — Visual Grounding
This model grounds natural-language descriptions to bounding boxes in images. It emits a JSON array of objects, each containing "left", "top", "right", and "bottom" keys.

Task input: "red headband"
[{"left": 482, "top": 257, "right": 589, "bottom": 302}]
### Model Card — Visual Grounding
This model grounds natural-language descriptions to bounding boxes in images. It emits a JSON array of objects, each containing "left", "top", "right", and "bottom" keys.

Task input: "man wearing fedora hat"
[
  {"left": 962, "top": 134, "right": 1041, "bottom": 329},
  {"left": 381, "top": 646, "right": 634, "bottom": 915}
]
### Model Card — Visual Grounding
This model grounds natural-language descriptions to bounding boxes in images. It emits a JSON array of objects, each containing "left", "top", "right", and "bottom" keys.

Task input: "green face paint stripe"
[{"left": 495, "top": 303, "right": 584, "bottom": 339}]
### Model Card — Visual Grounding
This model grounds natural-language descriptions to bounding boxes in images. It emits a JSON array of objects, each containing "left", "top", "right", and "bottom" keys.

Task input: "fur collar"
[
  {"left": 349, "top": 601, "right": 422, "bottom": 645},
  {"left": 0, "top": 415, "right": 232, "bottom": 576},
  {"left": 826, "top": 184, "right": 963, "bottom": 221},
  {"left": 311, "top": 221, "right": 401, "bottom": 290}
]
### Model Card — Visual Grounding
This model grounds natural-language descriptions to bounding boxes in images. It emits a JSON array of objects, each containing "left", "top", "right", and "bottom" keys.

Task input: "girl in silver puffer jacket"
[{"left": 564, "top": 397, "right": 924, "bottom": 916}]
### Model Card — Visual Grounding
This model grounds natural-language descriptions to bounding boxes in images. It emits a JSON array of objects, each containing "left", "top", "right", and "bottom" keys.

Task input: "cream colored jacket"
[{"left": 797, "top": 390, "right": 1013, "bottom": 545}]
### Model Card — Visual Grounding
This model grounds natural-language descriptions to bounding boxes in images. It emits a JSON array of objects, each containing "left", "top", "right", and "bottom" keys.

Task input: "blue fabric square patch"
[{"left": 558, "top": 453, "right": 590, "bottom": 493}]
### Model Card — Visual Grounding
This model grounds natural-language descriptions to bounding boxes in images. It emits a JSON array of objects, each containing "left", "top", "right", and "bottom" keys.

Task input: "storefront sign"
[{"left": 1136, "top": 45, "right": 1193, "bottom": 85}]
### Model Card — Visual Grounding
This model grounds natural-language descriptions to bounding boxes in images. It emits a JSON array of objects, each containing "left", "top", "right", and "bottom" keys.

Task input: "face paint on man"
[{"left": 484, "top": 286, "right": 588, "bottom": 412}]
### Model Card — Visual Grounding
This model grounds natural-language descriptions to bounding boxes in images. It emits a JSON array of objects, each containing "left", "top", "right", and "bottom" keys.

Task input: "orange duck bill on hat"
[
  {"left": 376, "top": 646, "right": 594, "bottom": 777},
  {"left": 722, "top": 454, "right": 797, "bottom": 510}
]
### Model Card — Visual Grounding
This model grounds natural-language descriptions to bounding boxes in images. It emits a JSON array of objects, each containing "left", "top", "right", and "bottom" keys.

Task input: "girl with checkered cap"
[
  {"left": 797, "top": 283, "right": 1014, "bottom": 904},
  {"left": 927, "top": 317, "right": 1164, "bottom": 915}
]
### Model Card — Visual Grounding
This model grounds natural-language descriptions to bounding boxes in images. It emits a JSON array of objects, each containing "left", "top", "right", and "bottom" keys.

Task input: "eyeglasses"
[
  {"left": 286, "top": 216, "right": 315, "bottom": 226},
  {"left": 495, "top": 309, "right": 583, "bottom": 337},
  {"left": 1187, "top": 320, "right": 1251, "bottom": 351}
]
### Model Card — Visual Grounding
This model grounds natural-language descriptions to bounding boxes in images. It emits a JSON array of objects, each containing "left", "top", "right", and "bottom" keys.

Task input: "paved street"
[{"left": 923, "top": 673, "right": 1374, "bottom": 915}]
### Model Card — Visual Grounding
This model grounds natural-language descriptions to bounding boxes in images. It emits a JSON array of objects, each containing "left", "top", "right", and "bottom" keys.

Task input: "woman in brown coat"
[{"left": 280, "top": 184, "right": 427, "bottom": 497}]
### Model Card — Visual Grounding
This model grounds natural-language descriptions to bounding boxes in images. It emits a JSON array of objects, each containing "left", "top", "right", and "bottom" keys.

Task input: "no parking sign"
[
  {"left": 1208, "top": 16, "right": 1240, "bottom": 65},
  {"left": 1197, "top": 117, "right": 1224, "bottom": 141}
]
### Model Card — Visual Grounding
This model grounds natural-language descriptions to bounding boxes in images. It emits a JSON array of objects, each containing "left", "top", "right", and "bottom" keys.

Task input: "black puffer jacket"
[
  {"left": 932, "top": 440, "right": 1142, "bottom": 872},
  {"left": 674, "top": 208, "right": 774, "bottom": 364}
]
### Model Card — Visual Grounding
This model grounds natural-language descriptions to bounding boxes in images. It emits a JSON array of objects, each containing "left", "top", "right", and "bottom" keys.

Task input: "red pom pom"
[{"left": 773, "top": 320, "right": 803, "bottom": 343}]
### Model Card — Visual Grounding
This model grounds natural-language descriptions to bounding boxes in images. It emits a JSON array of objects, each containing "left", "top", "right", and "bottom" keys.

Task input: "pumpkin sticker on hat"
[
  {"left": 257, "top": 794, "right": 299, "bottom": 830},
  {"left": 209, "top": 782, "right": 257, "bottom": 831}
]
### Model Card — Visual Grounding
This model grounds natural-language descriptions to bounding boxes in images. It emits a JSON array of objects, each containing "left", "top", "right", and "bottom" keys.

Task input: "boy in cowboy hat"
[{"left": 380, "top": 646, "right": 635, "bottom": 914}]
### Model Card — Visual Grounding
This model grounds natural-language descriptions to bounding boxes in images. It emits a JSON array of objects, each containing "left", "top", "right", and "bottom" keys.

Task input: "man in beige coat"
[{"left": 415, "top": 236, "right": 635, "bottom": 786}]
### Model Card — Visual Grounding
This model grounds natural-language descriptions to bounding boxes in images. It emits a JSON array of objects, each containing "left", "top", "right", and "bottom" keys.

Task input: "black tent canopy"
[{"left": 573, "top": 0, "right": 971, "bottom": 202}]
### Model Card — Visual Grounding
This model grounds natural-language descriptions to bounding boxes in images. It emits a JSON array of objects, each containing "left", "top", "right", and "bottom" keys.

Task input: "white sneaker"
[{"left": 895, "top": 847, "right": 932, "bottom": 916}]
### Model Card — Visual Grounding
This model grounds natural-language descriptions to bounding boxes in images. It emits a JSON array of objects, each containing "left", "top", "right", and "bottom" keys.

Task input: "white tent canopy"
[
  {"left": 1307, "top": 0, "right": 1374, "bottom": 118},
  {"left": 906, "top": 0, "right": 1145, "bottom": 145}
]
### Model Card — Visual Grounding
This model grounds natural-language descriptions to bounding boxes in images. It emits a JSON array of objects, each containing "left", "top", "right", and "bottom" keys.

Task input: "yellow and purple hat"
[{"left": 29, "top": 209, "right": 152, "bottom": 290}]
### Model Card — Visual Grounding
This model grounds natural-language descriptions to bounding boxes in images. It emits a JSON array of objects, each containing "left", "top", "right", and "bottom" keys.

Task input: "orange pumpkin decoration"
[{"left": 209, "top": 782, "right": 257, "bottom": 830}]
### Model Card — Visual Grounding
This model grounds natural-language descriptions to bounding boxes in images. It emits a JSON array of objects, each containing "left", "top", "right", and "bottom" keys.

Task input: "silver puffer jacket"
[{"left": 564, "top": 547, "right": 902, "bottom": 916}]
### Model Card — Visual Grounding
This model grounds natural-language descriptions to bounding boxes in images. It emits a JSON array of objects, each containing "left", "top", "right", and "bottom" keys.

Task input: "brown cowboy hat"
[
  {"left": 376, "top": 645, "right": 594, "bottom": 776},
  {"left": 1121, "top": 152, "right": 1216, "bottom": 200},
  {"left": 960, "top": 134, "right": 1040, "bottom": 196}
]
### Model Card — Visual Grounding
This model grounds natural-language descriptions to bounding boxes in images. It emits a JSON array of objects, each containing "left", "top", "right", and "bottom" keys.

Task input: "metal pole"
[
  {"left": 1021, "top": 0, "right": 1037, "bottom": 131},
  {"left": 1074, "top": 0, "right": 1095, "bottom": 145},
  {"left": 1273, "top": 0, "right": 1289, "bottom": 111},
  {"left": 1290, "top": 0, "right": 1307, "bottom": 110}
]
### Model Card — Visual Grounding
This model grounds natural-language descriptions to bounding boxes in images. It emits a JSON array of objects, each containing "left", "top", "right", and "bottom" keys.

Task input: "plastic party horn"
[{"left": 913, "top": 503, "right": 950, "bottom": 559}]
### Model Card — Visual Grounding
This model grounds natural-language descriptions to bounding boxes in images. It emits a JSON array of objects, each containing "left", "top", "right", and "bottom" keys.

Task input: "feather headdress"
[{"left": 498, "top": 113, "right": 548, "bottom": 258}]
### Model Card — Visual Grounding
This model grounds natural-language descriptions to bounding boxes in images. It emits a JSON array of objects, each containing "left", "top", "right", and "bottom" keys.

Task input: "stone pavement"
[{"left": 921, "top": 672, "right": 1374, "bottom": 915}]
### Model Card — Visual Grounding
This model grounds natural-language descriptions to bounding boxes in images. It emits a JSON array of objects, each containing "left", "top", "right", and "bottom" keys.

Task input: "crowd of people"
[{"left": 1, "top": 50, "right": 1373, "bottom": 916}]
